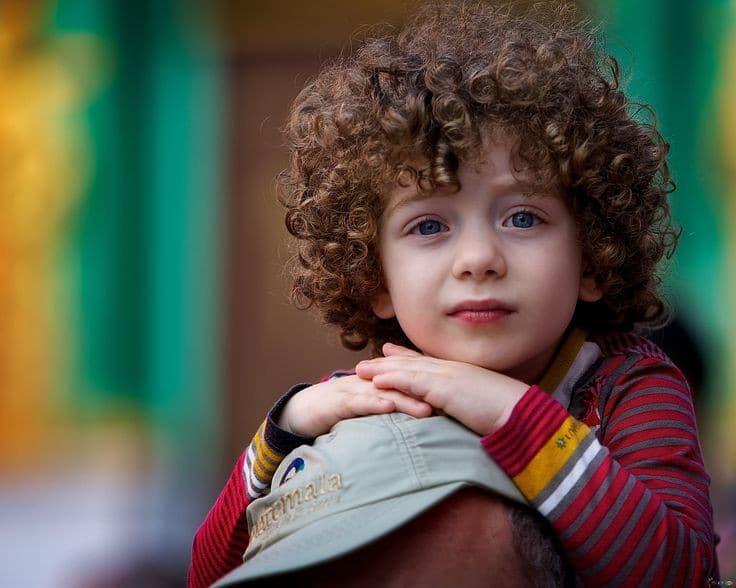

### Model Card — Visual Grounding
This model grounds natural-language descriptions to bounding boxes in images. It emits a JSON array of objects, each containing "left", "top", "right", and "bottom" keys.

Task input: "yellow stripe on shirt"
[
  {"left": 538, "top": 327, "right": 588, "bottom": 392},
  {"left": 513, "top": 415, "right": 591, "bottom": 501},
  {"left": 253, "top": 421, "right": 282, "bottom": 464},
  {"left": 252, "top": 422, "right": 284, "bottom": 481}
]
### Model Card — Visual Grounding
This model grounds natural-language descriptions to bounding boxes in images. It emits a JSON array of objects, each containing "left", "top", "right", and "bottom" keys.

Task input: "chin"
[{"left": 451, "top": 351, "right": 514, "bottom": 372}]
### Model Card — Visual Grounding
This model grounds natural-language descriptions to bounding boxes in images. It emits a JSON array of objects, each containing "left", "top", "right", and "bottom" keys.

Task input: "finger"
[
  {"left": 382, "top": 342, "right": 423, "bottom": 358},
  {"left": 371, "top": 372, "right": 458, "bottom": 425},
  {"left": 375, "top": 390, "right": 433, "bottom": 418},
  {"left": 355, "top": 356, "right": 423, "bottom": 378},
  {"left": 333, "top": 393, "right": 396, "bottom": 422},
  {"left": 372, "top": 369, "right": 423, "bottom": 396},
  {"left": 333, "top": 377, "right": 432, "bottom": 419}
]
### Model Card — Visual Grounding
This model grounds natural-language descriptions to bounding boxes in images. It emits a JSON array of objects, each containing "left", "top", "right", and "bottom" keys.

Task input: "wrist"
[
  {"left": 276, "top": 401, "right": 296, "bottom": 433},
  {"left": 489, "top": 381, "right": 528, "bottom": 433},
  {"left": 268, "top": 383, "right": 314, "bottom": 440}
]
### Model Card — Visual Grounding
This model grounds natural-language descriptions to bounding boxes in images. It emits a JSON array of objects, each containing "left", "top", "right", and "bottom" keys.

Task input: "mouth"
[{"left": 448, "top": 299, "right": 513, "bottom": 324}]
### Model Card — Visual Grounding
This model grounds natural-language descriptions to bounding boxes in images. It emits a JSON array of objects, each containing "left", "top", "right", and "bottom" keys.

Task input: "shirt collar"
[{"left": 539, "top": 327, "right": 602, "bottom": 410}]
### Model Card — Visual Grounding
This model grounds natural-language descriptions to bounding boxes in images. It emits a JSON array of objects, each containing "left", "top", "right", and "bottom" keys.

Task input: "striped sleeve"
[
  {"left": 188, "top": 384, "right": 314, "bottom": 588},
  {"left": 245, "top": 419, "right": 290, "bottom": 499},
  {"left": 244, "top": 384, "right": 315, "bottom": 500},
  {"left": 188, "top": 452, "right": 251, "bottom": 588},
  {"left": 482, "top": 357, "right": 716, "bottom": 587}
]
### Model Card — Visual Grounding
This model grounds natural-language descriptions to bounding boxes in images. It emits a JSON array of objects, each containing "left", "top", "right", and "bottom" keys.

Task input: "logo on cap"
[{"left": 279, "top": 457, "right": 305, "bottom": 486}]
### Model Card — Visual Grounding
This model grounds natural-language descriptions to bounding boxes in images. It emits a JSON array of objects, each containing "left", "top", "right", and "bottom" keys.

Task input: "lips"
[{"left": 448, "top": 299, "right": 513, "bottom": 324}]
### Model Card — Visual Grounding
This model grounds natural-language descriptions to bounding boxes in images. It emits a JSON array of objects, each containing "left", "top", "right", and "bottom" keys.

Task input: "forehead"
[{"left": 384, "top": 137, "right": 547, "bottom": 213}]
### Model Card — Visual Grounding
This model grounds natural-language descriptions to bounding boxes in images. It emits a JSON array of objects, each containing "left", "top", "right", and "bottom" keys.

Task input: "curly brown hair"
[{"left": 279, "top": 0, "right": 679, "bottom": 355}]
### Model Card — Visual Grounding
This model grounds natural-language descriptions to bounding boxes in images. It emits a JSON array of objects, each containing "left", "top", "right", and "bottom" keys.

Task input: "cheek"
[
  {"left": 523, "top": 246, "right": 583, "bottom": 304},
  {"left": 387, "top": 285, "right": 437, "bottom": 348},
  {"left": 381, "top": 246, "right": 433, "bottom": 300},
  {"left": 547, "top": 239, "right": 583, "bottom": 279},
  {"left": 392, "top": 286, "right": 433, "bottom": 325},
  {"left": 526, "top": 252, "right": 580, "bottom": 283}
]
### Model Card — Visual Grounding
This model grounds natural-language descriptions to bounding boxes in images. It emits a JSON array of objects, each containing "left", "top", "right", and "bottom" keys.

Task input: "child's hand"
[
  {"left": 277, "top": 374, "right": 433, "bottom": 437},
  {"left": 355, "top": 343, "right": 529, "bottom": 435}
]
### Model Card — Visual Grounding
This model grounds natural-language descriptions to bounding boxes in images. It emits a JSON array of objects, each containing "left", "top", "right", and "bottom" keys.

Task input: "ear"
[
  {"left": 371, "top": 287, "right": 396, "bottom": 319},
  {"left": 578, "top": 273, "right": 603, "bottom": 303}
]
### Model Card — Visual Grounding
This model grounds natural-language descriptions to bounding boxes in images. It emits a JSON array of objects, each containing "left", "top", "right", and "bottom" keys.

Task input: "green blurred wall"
[
  {"left": 53, "top": 0, "right": 225, "bottom": 558},
  {"left": 590, "top": 0, "right": 731, "bottom": 399}
]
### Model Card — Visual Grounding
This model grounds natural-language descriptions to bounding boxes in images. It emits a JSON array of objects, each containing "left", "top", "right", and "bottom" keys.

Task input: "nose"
[{"left": 451, "top": 224, "right": 506, "bottom": 280}]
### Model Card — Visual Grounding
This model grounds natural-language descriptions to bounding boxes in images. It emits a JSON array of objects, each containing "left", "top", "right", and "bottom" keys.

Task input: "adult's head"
[
  {"left": 251, "top": 487, "right": 575, "bottom": 588},
  {"left": 213, "top": 414, "right": 574, "bottom": 586}
]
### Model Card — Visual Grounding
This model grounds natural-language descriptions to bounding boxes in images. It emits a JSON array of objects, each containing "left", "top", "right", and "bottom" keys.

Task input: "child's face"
[{"left": 372, "top": 133, "right": 601, "bottom": 384}]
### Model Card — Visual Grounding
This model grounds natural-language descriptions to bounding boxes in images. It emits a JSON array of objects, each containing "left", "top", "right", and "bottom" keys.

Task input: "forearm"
[
  {"left": 245, "top": 385, "right": 314, "bottom": 500},
  {"left": 482, "top": 383, "right": 716, "bottom": 587},
  {"left": 188, "top": 452, "right": 251, "bottom": 588},
  {"left": 188, "top": 385, "right": 313, "bottom": 587}
]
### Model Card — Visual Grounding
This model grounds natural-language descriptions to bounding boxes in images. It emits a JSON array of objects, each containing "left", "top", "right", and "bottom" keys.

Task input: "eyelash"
[
  {"left": 409, "top": 217, "right": 447, "bottom": 236},
  {"left": 503, "top": 209, "right": 542, "bottom": 228},
  {"left": 407, "top": 209, "right": 544, "bottom": 235}
]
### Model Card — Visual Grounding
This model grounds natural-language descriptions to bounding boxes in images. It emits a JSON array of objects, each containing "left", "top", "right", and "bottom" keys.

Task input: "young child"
[{"left": 189, "top": 1, "right": 718, "bottom": 585}]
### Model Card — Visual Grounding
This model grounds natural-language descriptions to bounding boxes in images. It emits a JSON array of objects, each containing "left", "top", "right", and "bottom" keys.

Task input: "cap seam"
[{"left": 388, "top": 414, "right": 428, "bottom": 487}]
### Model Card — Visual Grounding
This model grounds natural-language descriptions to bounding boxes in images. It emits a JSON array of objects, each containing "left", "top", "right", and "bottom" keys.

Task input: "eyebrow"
[
  {"left": 384, "top": 174, "right": 542, "bottom": 216},
  {"left": 384, "top": 190, "right": 434, "bottom": 216}
]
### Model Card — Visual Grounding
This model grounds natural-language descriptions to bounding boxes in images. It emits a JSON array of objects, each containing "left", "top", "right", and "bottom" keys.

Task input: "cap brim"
[{"left": 213, "top": 481, "right": 469, "bottom": 586}]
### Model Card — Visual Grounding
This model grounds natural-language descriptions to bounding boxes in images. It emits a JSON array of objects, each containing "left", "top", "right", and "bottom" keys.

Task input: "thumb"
[{"left": 382, "top": 342, "right": 422, "bottom": 357}]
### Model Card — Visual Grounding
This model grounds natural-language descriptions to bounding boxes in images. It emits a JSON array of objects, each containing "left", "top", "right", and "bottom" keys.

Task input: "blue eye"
[
  {"left": 414, "top": 219, "right": 445, "bottom": 235},
  {"left": 508, "top": 211, "right": 537, "bottom": 228}
]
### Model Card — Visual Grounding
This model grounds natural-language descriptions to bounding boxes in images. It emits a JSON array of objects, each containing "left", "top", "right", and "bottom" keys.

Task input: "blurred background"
[{"left": 0, "top": 0, "right": 733, "bottom": 585}]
